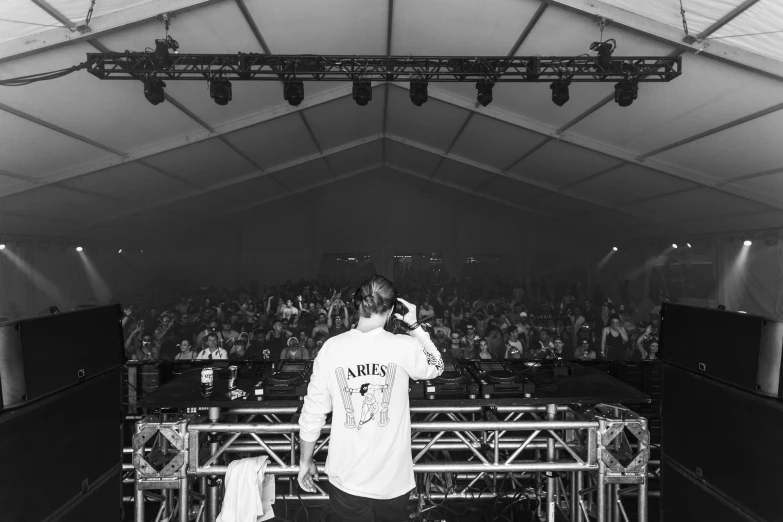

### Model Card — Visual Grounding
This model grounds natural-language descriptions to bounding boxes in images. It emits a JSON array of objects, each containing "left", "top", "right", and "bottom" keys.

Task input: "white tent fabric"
[
  {"left": 0, "top": 1, "right": 157, "bottom": 42},
  {"left": 599, "top": 0, "right": 783, "bottom": 63},
  {"left": 720, "top": 239, "right": 783, "bottom": 319},
  {"left": 0, "top": 0, "right": 783, "bottom": 320},
  {"left": 3, "top": 1, "right": 782, "bottom": 62},
  {"left": 0, "top": 0, "right": 781, "bottom": 247}
]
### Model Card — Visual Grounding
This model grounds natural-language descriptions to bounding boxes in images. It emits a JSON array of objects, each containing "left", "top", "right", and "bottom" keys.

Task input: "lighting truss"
[{"left": 86, "top": 53, "right": 681, "bottom": 83}]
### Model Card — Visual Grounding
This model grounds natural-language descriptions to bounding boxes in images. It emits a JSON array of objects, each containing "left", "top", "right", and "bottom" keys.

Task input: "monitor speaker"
[
  {"left": 661, "top": 458, "right": 755, "bottom": 522},
  {"left": 0, "top": 306, "right": 124, "bottom": 408},
  {"left": 660, "top": 303, "right": 783, "bottom": 398},
  {"left": 662, "top": 364, "right": 783, "bottom": 522},
  {"left": 0, "top": 368, "right": 122, "bottom": 522},
  {"left": 55, "top": 467, "right": 121, "bottom": 522}
]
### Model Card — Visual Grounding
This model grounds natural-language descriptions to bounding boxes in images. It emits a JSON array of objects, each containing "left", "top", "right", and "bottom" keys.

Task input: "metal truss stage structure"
[
  {"left": 86, "top": 54, "right": 682, "bottom": 83},
  {"left": 131, "top": 402, "right": 651, "bottom": 522}
]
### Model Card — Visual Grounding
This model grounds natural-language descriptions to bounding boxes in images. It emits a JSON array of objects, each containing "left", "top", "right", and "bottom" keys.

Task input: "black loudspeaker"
[
  {"left": 661, "top": 458, "right": 754, "bottom": 522},
  {"left": 0, "top": 368, "right": 122, "bottom": 522},
  {"left": 57, "top": 468, "right": 121, "bottom": 522},
  {"left": 0, "top": 306, "right": 123, "bottom": 407},
  {"left": 19, "top": 305, "right": 124, "bottom": 401},
  {"left": 662, "top": 364, "right": 783, "bottom": 522},
  {"left": 660, "top": 303, "right": 783, "bottom": 397}
]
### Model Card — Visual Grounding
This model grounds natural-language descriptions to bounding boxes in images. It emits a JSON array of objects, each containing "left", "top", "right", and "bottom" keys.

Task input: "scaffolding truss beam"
[{"left": 86, "top": 53, "right": 682, "bottom": 82}]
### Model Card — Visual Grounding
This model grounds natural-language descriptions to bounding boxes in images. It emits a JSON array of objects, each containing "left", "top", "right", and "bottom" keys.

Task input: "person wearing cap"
[
  {"left": 281, "top": 337, "right": 309, "bottom": 360},
  {"left": 516, "top": 312, "right": 531, "bottom": 339}
]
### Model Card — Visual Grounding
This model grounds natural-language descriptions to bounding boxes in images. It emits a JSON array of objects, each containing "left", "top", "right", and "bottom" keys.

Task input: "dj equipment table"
[{"left": 131, "top": 364, "right": 651, "bottom": 522}]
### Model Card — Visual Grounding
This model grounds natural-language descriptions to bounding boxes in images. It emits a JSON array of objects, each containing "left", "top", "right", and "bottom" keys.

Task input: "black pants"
[{"left": 327, "top": 481, "right": 411, "bottom": 522}]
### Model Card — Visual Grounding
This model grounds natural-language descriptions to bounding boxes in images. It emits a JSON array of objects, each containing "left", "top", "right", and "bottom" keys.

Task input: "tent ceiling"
[{"left": 1, "top": 0, "right": 783, "bottom": 245}]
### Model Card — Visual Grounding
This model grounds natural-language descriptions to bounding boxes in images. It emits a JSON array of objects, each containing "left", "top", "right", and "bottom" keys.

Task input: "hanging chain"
[
  {"left": 598, "top": 16, "right": 606, "bottom": 43},
  {"left": 85, "top": 0, "right": 96, "bottom": 26},
  {"left": 679, "top": 0, "right": 689, "bottom": 37}
]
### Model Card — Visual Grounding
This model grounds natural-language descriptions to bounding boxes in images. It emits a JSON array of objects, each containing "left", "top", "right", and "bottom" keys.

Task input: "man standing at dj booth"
[{"left": 297, "top": 275, "right": 444, "bottom": 522}]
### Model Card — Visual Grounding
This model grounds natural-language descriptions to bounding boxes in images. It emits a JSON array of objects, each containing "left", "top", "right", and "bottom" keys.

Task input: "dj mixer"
[
  {"left": 423, "top": 361, "right": 481, "bottom": 399},
  {"left": 464, "top": 360, "right": 536, "bottom": 399},
  {"left": 252, "top": 359, "right": 542, "bottom": 402},
  {"left": 255, "top": 360, "right": 313, "bottom": 400}
]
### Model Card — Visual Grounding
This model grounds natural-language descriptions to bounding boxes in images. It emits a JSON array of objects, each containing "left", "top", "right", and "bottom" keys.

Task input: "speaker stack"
[
  {"left": 0, "top": 305, "right": 124, "bottom": 522},
  {"left": 660, "top": 303, "right": 783, "bottom": 522}
]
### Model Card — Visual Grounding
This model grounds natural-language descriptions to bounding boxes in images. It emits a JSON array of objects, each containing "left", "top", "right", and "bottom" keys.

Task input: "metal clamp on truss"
[
  {"left": 133, "top": 414, "right": 193, "bottom": 489},
  {"left": 597, "top": 413, "right": 650, "bottom": 484}
]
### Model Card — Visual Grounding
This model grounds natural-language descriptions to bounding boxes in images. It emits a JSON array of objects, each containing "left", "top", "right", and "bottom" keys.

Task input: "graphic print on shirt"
[
  {"left": 335, "top": 363, "right": 397, "bottom": 430},
  {"left": 425, "top": 346, "right": 445, "bottom": 372}
]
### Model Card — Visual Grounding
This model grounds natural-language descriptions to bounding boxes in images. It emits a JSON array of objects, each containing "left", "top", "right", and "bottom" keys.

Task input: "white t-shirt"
[
  {"left": 298, "top": 326, "right": 444, "bottom": 500},
  {"left": 506, "top": 340, "right": 523, "bottom": 357},
  {"left": 196, "top": 348, "right": 228, "bottom": 360}
]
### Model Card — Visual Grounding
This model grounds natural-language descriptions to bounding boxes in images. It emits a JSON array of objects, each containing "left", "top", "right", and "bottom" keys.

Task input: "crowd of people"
[{"left": 120, "top": 274, "right": 660, "bottom": 364}]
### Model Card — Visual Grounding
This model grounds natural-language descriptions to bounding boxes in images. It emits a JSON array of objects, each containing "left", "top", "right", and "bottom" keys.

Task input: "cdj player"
[
  {"left": 424, "top": 361, "right": 481, "bottom": 399},
  {"left": 464, "top": 361, "right": 535, "bottom": 399},
  {"left": 255, "top": 360, "right": 313, "bottom": 400}
]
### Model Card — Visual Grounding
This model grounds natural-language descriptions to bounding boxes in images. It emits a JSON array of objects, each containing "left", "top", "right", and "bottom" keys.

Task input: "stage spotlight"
[
  {"left": 143, "top": 77, "right": 166, "bottom": 105},
  {"left": 671, "top": 243, "right": 678, "bottom": 249},
  {"left": 743, "top": 239, "right": 752, "bottom": 246},
  {"left": 284, "top": 79, "right": 305, "bottom": 106},
  {"left": 614, "top": 79, "right": 638, "bottom": 107},
  {"left": 550, "top": 79, "right": 571, "bottom": 106},
  {"left": 686, "top": 243, "right": 692, "bottom": 248},
  {"left": 476, "top": 80, "right": 494, "bottom": 107},
  {"left": 409, "top": 80, "right": 428, "bottom": 107},
  {"left": 590, "top": 39, "right": 616, "bottom": 71},
  {"left": 352, "top": 81, "right": 372, "bottom": 106},
  {"left": 209, "top": 79, "right": 232, "bottom": 106},
  {"left": 118, "top": 249, "right": 123, "bottom": 254},
  {"left": 612, "top": 247, "right": 618, "bottom": 251},
  {"left": 0, "top": 243, "right": 5, "bottom": 250},
  {"left": 154, "top": 39, "right": 173, "bottom": 69},
  {"left": 76, "top": 246, "right": 83, "bottom": 252}
]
